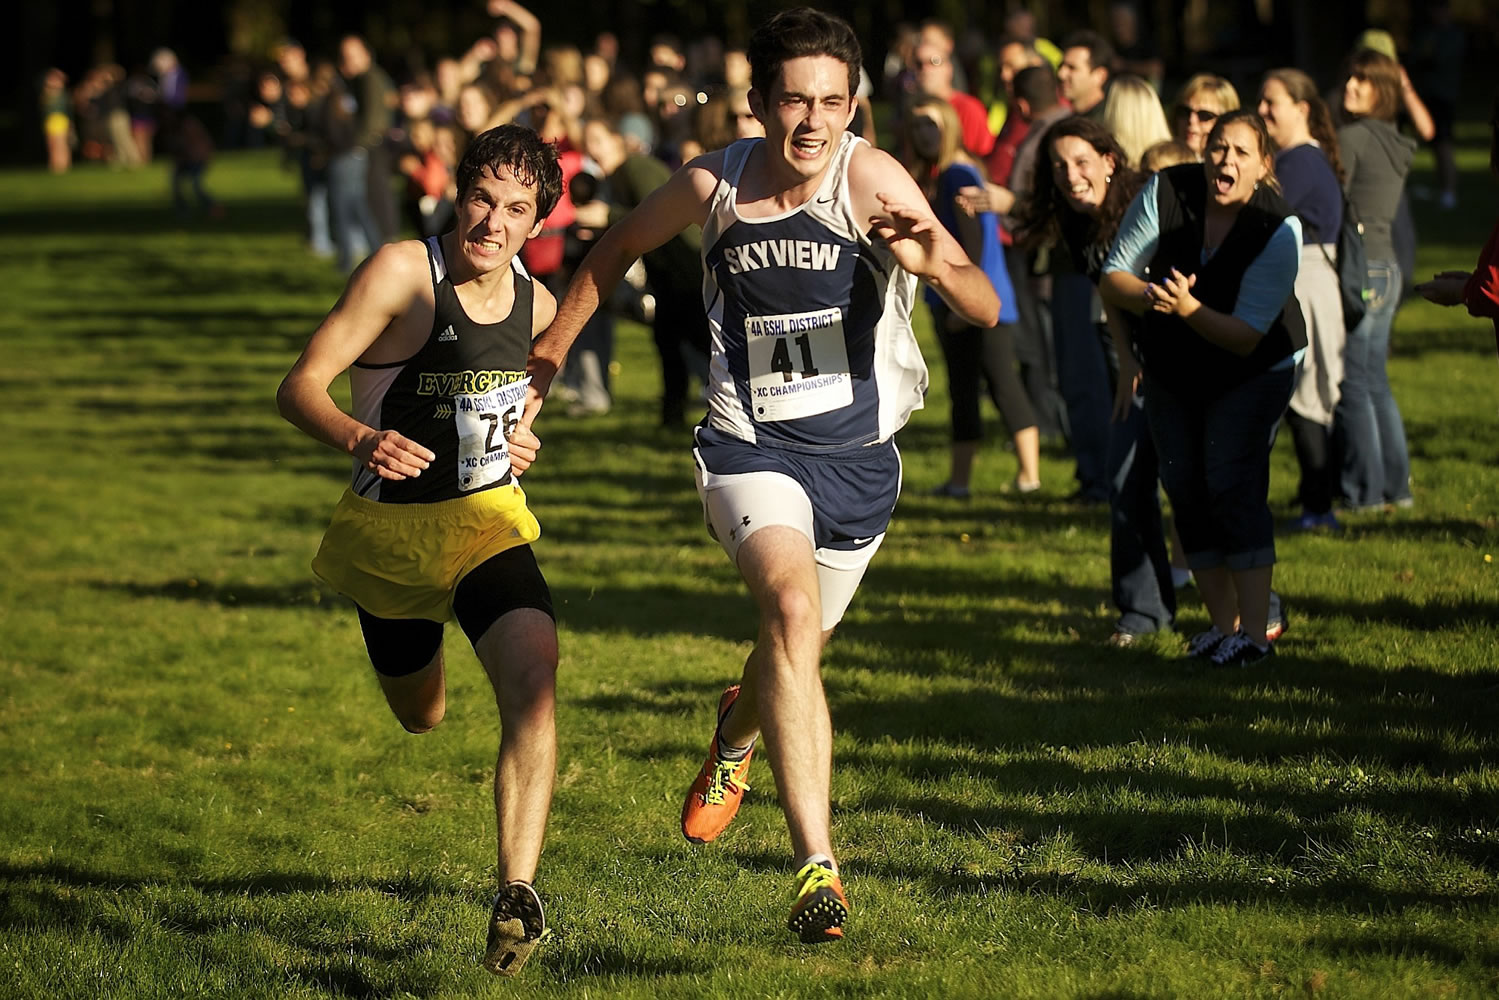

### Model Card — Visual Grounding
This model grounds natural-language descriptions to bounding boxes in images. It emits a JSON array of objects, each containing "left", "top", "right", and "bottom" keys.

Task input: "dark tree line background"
[{"left": 5, "top": 0, "right": 1496, "bottom": 164}]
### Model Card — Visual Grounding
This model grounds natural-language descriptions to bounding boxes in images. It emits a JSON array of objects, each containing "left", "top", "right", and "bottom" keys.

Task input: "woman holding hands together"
[{"left": 1101, "top": 111, "right": 1306, "bottom": 666}]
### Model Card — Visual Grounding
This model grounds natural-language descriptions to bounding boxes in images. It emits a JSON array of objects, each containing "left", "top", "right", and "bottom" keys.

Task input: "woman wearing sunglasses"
[{"left": 1170, "top": 74, "right": 1239, "bottom": 160}]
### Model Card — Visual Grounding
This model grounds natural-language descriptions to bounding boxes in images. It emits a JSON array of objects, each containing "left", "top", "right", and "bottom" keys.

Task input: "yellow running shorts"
[{"left": 312, "top": 483, "right": 541, "bottom": 621}]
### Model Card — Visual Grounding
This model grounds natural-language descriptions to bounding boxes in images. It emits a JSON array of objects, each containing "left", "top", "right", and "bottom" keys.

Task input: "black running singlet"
[{"left": 348, "top": 237, "right": 535, "bottom": 503}]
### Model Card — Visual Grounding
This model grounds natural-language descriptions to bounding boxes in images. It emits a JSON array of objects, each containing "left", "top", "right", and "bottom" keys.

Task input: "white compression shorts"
[{"left": 694, "top": 466, "right": 885, "bottom": 631}]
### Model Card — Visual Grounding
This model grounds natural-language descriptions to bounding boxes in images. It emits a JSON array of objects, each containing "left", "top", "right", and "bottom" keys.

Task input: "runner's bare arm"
[
  {"left": 518, "top": 152, "right": 720, "bottom": 442},
  {"left": 848, "top": 144, "right": 1000, "bottom": 328},
  {"left": 506, "top": 280, "right": 558, "bottom": 476},
  {"left": 276, "top": 242, "right": 437, "bottom": 480}
]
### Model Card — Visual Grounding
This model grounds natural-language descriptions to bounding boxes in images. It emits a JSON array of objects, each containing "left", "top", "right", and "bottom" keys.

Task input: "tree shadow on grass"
[
  {"left": 1312, "top": 930, "right": 1499, "bottom": 969},
  {"left": 1282, "top": 590, "right": 1498, "bottom": 634},
  {"left": 1388, "top": 320, "right": 1499, "bottom": 360},
  {"left": 892, "top": 493, "right": 1112, "bottom": 540},
  {"left": 535, "top": 496, "right": 706, "bottom": 546},
  {"left": 854, "top": 555, "right": 1123, "bottom": 606},
  {"left": 850, "top": 780, "right": 1497, "bottom": 872},
  {"left": 549, "top": 581, "right": 750, "bottom": 642},
  {"left": 0, "top": 860, "right": 711, "bottom": 990},
  {"left": 97, "top": 422, "right": 356, "bottom": 480},
  {"left": 567, "top": 611, "right": 1498, "bottom": 776},
  {"left": 717, "top": 850, "right": 1495, "bottom": 918},
  {"left": 991, "top": 870, "right": 1496, "bottom": 919},
  {"left": 1404, "top": 414, "right": 1499, "bottom": 462},
  {"left": 549, "top": 943, "right": 710, "bottom": 979},
  {"left": 0, "top": 198, "right": 307, "bottom": 239},
  {"left": 262, "top": 501, "right": 343, "bottom": 531},
  {"left": 584, "top": 645, "right": 1498, "bottom": 871},
  {"left": 31, "top": 304, "right": 330, "bottom": 332},
  {"left": 838, "top": 740, "right": 1498, "bottom": 833},
  {"left": 0, "top": 859, "right": 447, "bottom": 934},
  {"left": 280, "top": 963, "right": 393, "bottom": 1000},
  {"left": 570, "top": 677, "right": 729, "bottom": 723},
  {"left": 89, "top": 578, "right": 342, "bottom": 612}
]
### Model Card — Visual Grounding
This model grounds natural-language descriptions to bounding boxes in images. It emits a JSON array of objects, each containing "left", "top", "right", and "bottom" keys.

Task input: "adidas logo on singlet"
[{"left": 437, "top": 325, "right": 458, "bottom": 342}]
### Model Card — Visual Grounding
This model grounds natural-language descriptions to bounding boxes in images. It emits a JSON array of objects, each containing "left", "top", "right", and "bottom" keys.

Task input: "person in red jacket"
[
  {"left": 911, "top": 39, "right": 993, "bottom": 158},
  {"left": 1416, "top": 90, "right": 1499, "bottom": 359}
]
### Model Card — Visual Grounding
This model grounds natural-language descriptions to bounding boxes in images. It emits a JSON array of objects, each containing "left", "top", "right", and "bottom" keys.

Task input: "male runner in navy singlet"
[
  {"left": 277, "top": 125, "right": 561, "bottom": 977},
  {"left": 518, "top": 9, "right": 1000, "bottom": 943}
]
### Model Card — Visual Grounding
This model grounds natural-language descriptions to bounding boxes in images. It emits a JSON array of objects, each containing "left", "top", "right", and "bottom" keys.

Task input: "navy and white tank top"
[
  {"left": 348, "top": 237, "right": 534, "bottom": 503},
  {"left": 701, "top": 132, "right": 926, "bottom": 452}
]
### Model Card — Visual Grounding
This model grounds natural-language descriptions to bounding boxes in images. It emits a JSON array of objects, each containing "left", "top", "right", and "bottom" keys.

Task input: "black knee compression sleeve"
[{"left": 356, "top": 606, "right": 444, "bottom": 677}]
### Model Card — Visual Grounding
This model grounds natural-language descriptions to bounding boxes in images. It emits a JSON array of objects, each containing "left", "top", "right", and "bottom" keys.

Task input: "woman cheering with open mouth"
[{"left": 1101, "top": 111, "right": 1306, "bottom": 666}]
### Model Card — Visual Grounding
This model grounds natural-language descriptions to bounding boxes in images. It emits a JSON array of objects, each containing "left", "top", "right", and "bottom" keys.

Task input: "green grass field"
[{"left": 1, "top": 144, "right": 1497, "bottom": 999}]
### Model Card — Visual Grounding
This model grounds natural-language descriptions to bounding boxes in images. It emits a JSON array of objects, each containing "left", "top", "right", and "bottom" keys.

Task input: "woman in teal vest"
[{"left": 1100, "top": 111, "right": 1305, "bottom": 667}]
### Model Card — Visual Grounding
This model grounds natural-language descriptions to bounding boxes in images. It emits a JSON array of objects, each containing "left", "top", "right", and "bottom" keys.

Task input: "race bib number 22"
[
  {"left": 745, "top": 307, "right": 851, "bottom": 422},
  {"left": 454, "top": 376, "right": 530, "bottom": 492}
]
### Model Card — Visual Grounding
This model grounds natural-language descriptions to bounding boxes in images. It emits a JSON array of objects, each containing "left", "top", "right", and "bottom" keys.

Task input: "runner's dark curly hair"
[{"left": 456, "top": 123, "right": 563, "bottom": 220}]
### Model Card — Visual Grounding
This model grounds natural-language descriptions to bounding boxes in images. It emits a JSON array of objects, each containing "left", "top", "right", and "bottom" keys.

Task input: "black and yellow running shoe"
[{"left": 786, "top": 861, "right": 849, "bottom": 944}]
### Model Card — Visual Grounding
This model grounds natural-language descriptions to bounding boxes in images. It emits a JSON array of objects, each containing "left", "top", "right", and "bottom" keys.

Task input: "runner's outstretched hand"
[{"left": 870, "top": 192, "right": 943, "bottom": 279}]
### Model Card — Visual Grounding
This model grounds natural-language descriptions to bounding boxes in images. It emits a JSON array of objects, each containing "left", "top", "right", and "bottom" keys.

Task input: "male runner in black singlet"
[{"left": 277, "top": 125, "right": 559, "bottom": 977}]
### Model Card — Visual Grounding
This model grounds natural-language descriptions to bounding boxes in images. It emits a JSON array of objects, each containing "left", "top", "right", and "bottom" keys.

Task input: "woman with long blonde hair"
[{"left": 1100, "top": 74, "right": 1172, "bottom": 168}]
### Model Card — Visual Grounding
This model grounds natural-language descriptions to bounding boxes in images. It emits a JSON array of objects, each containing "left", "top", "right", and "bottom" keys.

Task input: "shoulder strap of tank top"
[
  {"left": 825, "top": 131, "right": 862, "bottom": 199},
  {"left": 510, "top": 256, "right": 534, "bottom": 331},
  {"left": 833, "top": 130, "right": 863, "bottom": 170},
  {"left": 724, "top": 138, "right": 757, "bottom": 186},
  {"left": 425, "top": 235, "right": 447, "bottom": 293},
  {"left": 822, "top": 131, "right": 866, "bottom": 243}
]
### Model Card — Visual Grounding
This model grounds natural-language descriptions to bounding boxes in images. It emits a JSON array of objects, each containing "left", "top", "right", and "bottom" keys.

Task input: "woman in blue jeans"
[
  {"left": 1334, "top": 49, "right": 1416, "bottom": 509},
  {"left": 1101, "top": 111, "right": 1305, "bottom": 667}
]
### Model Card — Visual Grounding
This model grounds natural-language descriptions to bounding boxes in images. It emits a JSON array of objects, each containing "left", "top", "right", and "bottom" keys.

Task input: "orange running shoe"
[
  {"left": 681, "top": 685, "right": 754, "bottom": 844},
  {"left": 786, "top": 860, "right": 849, "bottom": 944}
]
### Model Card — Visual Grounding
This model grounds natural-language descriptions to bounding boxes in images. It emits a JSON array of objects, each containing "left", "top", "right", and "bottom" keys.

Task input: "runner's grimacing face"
[
  {"left": 457, "top": 166, "right": 544, "bottom": 273},
  {"left": 758, "top": 55, "right": 856, "bottom": 179}
]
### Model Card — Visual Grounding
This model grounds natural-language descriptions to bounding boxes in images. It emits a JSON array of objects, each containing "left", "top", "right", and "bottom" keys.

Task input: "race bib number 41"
[
  {"left": 745, "top": 307, "right": 852, "bottom": 422},
  {"left": 454, "top": 376, "right": 530, "bottom": 492}
]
